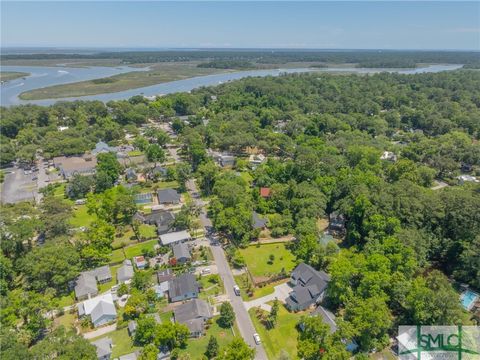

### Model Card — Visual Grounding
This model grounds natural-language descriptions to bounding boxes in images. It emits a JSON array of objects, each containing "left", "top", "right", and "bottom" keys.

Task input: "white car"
[
  {"left": 233, "top": 285, "right": 241, "bottom": 296},
  {"left": 253, "top": 333, "right": 261, "bottom": 345},
  {"left": 201, "top": 268, "right": 211, "bottom": 275}
]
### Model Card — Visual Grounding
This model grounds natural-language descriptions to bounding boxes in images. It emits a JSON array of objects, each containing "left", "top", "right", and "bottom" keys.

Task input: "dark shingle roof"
[
  {"left": 172, "top": 243, "right": 191, "bottom": 260},
  {"left": 252, "top": 211, "right": 267, "bottom": 229},
  {"left": 157, "top": 189, "right": 181, "bottom": 204},
  {"left": 168, "top": 273, "right": 199, "bottom": 299}
]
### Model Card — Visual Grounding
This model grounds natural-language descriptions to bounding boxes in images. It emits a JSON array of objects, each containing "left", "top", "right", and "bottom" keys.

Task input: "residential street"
[{"left": 186, "top": 179, "right": 268, "bottom": 360}]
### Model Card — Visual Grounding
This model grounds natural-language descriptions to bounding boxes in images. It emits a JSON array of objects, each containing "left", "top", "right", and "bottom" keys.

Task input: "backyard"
[
  {"left": 198, "top": 274, "right": 224, "bottom": 299},
  {"left": 91, "top": 327, "right": 141, "bottom": 358},
  {"left": 110, "top": 239, "right": 158, "bottom": 264},
  {"left": 249, "top": 304, "right": 305, "bottom": 360},
  {"left": 239, "top": 243, "right": 296, "bottom": 279},
  {"left": 178, "top": 316, "right": 238, "bottom": 359}
]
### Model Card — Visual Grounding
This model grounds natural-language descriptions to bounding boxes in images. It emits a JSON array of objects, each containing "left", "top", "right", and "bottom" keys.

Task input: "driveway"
[
  {"left": 244, "top": 282, "right": 292, "bottom": 310},
  {"left": 83, "top": 324, "right": 117, "bottom": 339}
]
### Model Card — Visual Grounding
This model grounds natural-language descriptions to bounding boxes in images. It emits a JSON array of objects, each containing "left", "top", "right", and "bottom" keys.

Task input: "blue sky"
[{"left": 1, "top": 1, "right": 479, "bottom": 50}]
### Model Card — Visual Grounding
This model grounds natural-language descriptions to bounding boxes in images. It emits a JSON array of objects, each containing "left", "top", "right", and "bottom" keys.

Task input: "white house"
[{"left": 78, "top": 293, "right": 117, "bottom": 328}]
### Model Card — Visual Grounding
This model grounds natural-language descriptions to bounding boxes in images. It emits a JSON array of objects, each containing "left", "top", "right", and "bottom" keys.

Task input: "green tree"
[
  {"left": 135, "top": 316, "right": 157, "bottom": 345},
  {"left": 139, "top": 343, "right": 160, "bottom": 360},
  {"left": 219, "top": 302, "right": 235, "bottom": 328},
  {"left": 175, "top": 163, "right": 192, "bottom": 192},
  {"left": 146, "top": 144, "right": 166, "bottom": 165},
  {"left": 205, "top": 335, "right": 219, "bottom": 359},
  {"left": 221, "top": 338, "right": 255, "bottom": 360},
  {"left": 29, "top": 326, "right": 97, "bottom": 359},
  {"left": 66, "top": 174, "right": 95, "bottom": 199}
]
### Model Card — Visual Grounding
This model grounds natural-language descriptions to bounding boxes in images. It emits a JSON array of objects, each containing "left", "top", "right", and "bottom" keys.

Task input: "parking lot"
[{"left": 1, "top": 166, "right": 37, "bottom": 204}]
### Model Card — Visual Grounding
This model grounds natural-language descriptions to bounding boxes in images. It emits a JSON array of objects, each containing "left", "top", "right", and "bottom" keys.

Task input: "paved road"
[{"left": 186, "top": 179, "right": 268, "bottom": 360}]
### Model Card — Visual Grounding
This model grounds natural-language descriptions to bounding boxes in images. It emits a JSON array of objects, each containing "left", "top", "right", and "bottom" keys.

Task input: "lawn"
[
  {"left": 239, "top": 171, "right": 254, "bottom": 184},
  {"left": 239, "top": 243, "right": 296, "bottom": 278},
  {"left": 128, "top": 150, "right": 143, "bottom": 157},
  {"left": 178, "top": 316, "right": 238, "bottom": 359},
  {"left": 91, "top": 327, "right": 141, "bottom": 358},
  {"left": 249, "top": 304, "right": 305, "bottom": 360},
  {"left": 234, "top": 274, "right": 287, "bottom": 301},
  {"left": 198, "top": 274, "right": 224, "bottom": 298},
  {"left": 69, "top": 205, "right": 96, "bottom": 228},
  {"left": 110, "top": 239, "right": 158, "bottom": 264},
  {"left": 53, "top": 311, "right": 76, "bottom": 330},
  {"left": 57, "top": 292, "right": 76, "bottom": 308}
]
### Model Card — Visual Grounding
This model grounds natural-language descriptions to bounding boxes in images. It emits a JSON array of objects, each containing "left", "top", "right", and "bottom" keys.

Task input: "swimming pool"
[{"left": 461, "top": 290, "right": 479, "bottom": 310}]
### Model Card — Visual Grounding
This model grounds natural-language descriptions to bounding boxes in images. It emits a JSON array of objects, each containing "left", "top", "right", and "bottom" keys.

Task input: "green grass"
[
  {"left": 249, "top": 305, "right": 304, "bottom": 360},
  {"left": 0, "top": 71, "right": 29, "bottom": 81},
  {"left": 19, "top": 62, "right": 229, "bottom": 100},
  {"left": 370, "top": 349, "right": 397, "bottom": 360},
  {"left": 124, "top": 239, "right": 157, "bottom": 259},
  {"left": 159, "top": 311, "right": 173, "bottom": 323},
  {"left": 198, "top": 274, "right": 224, "bottom": 298},
  {"left": 233, "top": 274, "right": 278, "bottom": 301},
  {"left": 128, "top": 150, "right": 143, "bottom": 157},
  {"left": 239, "top": 171, "right": 254, "bottom": 184},
  {"left": 57, "top": 292, "right": 76, "bottom": 308},
  {"left": 140, "top": 224, "right": 157, "bottom": 239},
  {"left": 91, "top": 327, "right": 141, "bottom": 358},
  {"left": 239, "top": 243, "right": 296, "bottom": 278},
  {"left": 69, "top": 205, "right": 96, "bottom": 228},
  {"left": 178, "top": 316, "right": 238, "bottom": 359},
  {"left": 53, "top": 311, "right": 76, "bottom": 330}
]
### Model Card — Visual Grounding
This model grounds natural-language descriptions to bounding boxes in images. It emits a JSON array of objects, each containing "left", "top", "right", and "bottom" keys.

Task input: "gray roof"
[
  {"left": 160, "top": 230, "right": 191, "bottom": 245},
  {"left": 174, "top": 299, "right": 212, "bottom": 324},
  {"left": 91, "top": 337, "right": 112, "bottom": 359},
  {"left": 90, "top": 299, "right": 117, "bottom": 324},
  {"left": 172, "top": 243, "right": 191, "bottom": 260},
  {"left": 92, "top": 141, "right": 116, "bottom": 155},
  {"left": 157, "top": 269, "right": 175, "bottom": 283},
  {"left": 85, "top": 265, "right": 112, "bottom": 283},
  {"left": 157, "top": 188, "right": 181, "bottom": 204},
  {"left": 118, "top": 352, "right": 138, "bottom": 360},
  {"left": 117, "top": 260, "right": 134, "bottom": 282},
  {"left": 168, "top": 273, "right": 199, "bottom": 299},
  {"left": 289, "top": 263, "right": 330, "bottom": 306},
  {"left": 252, "top": 212, "right": 267, "bottom": 229},
  {"left": 136, "top": 210, "right": 175, "bottom": 234},
  {"left": 311, "top": 306, "right": 337, "bottom": 334},
  {"left": 75, "top": 273, "right": 97, "bottom": 299}
]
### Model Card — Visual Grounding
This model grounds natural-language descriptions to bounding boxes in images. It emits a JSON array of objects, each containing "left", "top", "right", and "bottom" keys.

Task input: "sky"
[{"left": 1, "top": 1, "right": 479, "bottom": 50}]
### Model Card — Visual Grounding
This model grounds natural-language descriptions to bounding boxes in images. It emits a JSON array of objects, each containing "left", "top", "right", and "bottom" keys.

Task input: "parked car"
[
  {"left": 233, "top": 285, "right": 241, "bottom": 296},
  {"left": 253, "top": 333, "right": 261, "bottom": 345},
  {"left": 201, "top": 268, "right": 211, "bottom": 275},
  {"left": 32, "top": 176, "right": 38, "bottom": 181}
]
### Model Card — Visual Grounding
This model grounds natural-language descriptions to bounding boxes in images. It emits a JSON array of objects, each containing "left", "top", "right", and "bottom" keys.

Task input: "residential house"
[
  {"left": 259, "top": 187, "right": 271, "bottom": 198},
  {"left": 310, "top": 306, "right": 337, "bottom": 333},
  {"left": 117, "top": 259, "right": 134, "bottom": 284},
  {"left": 78, "top": 293, "right": 117, "bottom": 328},
  {"left": 148, "top": 165, "right": 168, "bottom": 180},
  {"left": 168, "top": 273, "right": 200, "bottom": 302},
  {"left": 172, "top": 242, "right": 192, "bottom": 264},
  {"left": 157, "top": 268, "right": 175, "bottom": 283},
  {"left": 133, "top": 256, "right": 147, "bottom": 270},
  {"left": 160, "top": 230, "right": 191, "bottom": 246},
  {"left": 154, "top": 282, "right": 170, "bottom": 298},
  {"left": 133, "top": 210, "right": 175, "bottom": 235},
  {"left": 92, "top": 141, "right": 116, "bottom": 156},
  {"left": 118, "top": 352, "right": 139, "bottom": 360},
  {"left": 380, "top": 151, "right": 398, "bottom": 162},
  {"left": 173, "top": 299, "right": 212, "bottom": 337},
  {"left": 457, "top": 175, "right": 479, "bottom": 184},
  {"left": 252, "top": 211, "right": 267, "bottom": 230},
  {"left": 91, "top": 337, "right": 113, "bottom": 360},
  {"left": 328, "top": 212, "right": 346, "bottom": 236},
  {"left": 74, "top": 266, "right": 112, "bottom": 300},
  {"left": 53, "top": 155, "right": 97, "bottom": 179},
  {"left": 249, "top": 154, "right": 266, "bottom": 167},
  {"left": 285, "top": 263, "right": 330, "bottom": 311},
  {"left": 125, "top": 168, "right": 137, "bottom": 183},
  {"left": 157, "top": 188, "right": 181, "bottom": 205},
  {"left": 219, "top": 154, "right": 235, "bottom": 167}
]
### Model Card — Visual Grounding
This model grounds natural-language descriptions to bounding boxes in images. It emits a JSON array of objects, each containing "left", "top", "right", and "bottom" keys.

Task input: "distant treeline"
[
  {"left": 197, "top": 60, "right": 254, "bottom": 69},
  {"left": 2, "top": 49, "right": 479, "bottom": 68}
]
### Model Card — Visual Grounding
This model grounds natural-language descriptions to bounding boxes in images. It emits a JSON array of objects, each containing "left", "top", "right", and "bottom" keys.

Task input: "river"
[{"left": 0, "top": 64, "right": 463, "bottom": 107}]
